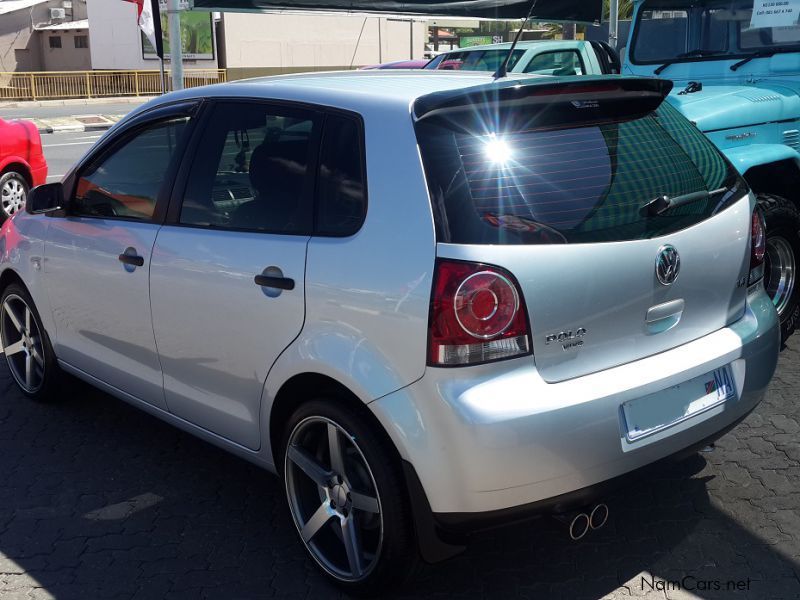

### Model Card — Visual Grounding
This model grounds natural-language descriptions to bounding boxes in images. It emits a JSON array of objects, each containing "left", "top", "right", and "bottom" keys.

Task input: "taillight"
[
  {"left": 428, "top": 260, "right": 531, "bottom": 366},
  {"left": 749, "top": 208, "right": 766, "bottom": 285}
]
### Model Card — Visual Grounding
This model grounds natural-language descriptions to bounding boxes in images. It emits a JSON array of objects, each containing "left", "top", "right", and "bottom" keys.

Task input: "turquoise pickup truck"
[
  {"left": 435, "top": 11, "right": 800, "bottom": 343},
  {"left": 623, "top": 0, "right": 800, "bottom": 343}
]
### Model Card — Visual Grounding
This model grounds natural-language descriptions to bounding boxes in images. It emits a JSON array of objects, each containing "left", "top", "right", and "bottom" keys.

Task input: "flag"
[{"left": 122, "top": 0, "right": 164, "bottom": 59}]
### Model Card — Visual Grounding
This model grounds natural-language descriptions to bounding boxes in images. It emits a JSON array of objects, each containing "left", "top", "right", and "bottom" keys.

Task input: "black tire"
[
  {"left": 757, "top": 193, "right": 800, "bottom": 344},
  {"left": 280, "top": 399, "right": 419, "bottom": 595},
  {"left": 0, "top": 283, "right": 60, "bottom": 401},
  {"left": 0, "top": 170, "right": 30, "bottom": 221}
]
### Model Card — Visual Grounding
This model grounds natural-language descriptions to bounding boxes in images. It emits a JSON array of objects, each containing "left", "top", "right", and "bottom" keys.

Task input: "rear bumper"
[{"left": 370, "top": 286, "right": 779, "bottom": 547}]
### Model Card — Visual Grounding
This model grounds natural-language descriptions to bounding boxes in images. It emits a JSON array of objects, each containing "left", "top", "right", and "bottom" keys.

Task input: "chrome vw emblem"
[{"left": 656, "top": 245, "right": 680, "bottom": 285}]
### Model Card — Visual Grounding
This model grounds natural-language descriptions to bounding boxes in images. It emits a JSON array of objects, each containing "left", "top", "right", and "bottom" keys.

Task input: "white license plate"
[{"left": 622, "top": 366, "right": 735, "bottom": 442}]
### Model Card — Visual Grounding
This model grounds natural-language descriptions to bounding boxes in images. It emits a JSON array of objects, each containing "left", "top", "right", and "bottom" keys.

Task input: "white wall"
[
  {"left": 220, "top": 13, "right": 426, "bottom": 74},
  {"left": 86, "top": 0, "right": 217, "bottom": 71}
]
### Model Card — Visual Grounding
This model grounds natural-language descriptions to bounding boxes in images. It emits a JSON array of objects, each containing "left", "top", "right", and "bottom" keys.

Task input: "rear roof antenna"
[{"left": 494, "top": 0, "right": 539, "bottom": 80}]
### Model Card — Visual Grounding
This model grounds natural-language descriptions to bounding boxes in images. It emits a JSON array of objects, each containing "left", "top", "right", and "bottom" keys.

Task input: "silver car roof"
[{"left": 136, "top": 70, "right": 550, "bottom": 117}]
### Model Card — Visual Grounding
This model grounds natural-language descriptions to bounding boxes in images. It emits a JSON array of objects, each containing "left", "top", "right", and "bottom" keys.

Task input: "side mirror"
[{"left": 26, "top": 182, "right": 65, "bottom": 215}]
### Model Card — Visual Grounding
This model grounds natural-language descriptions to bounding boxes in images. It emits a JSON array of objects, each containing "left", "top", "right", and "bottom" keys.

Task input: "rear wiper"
[
  {"left": 641, "top": 187, "right": 728, "bottom": 217},
  {"left": 654, "top": 50, "right": 720, "bottom": 75}
]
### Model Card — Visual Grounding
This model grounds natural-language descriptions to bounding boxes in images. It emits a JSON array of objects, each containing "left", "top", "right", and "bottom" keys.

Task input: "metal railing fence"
[{"left": 0, "top": 69, "right": 227, "bottom": 101}]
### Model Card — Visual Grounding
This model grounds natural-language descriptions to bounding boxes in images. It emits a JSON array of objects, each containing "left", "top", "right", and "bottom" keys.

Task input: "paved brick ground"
[{"left": 1, "top": 340, "right": 799, "bottom": 599}]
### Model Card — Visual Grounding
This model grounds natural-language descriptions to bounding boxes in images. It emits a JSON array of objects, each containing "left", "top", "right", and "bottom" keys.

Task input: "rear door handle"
[
  {"left": 254, "top": 275, "right": 295, "bottom": 290},
  {"left": 118, "top": 254, "right": 145, "bottom": 267}
]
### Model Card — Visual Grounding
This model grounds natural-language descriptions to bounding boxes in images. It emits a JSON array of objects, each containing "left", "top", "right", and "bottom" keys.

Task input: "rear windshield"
[
  {"left": 428, "top": 49, "right": 525, "bottom": 72},
  {"left": 415, "top": 101, "right": 743, "bottom": 245}
]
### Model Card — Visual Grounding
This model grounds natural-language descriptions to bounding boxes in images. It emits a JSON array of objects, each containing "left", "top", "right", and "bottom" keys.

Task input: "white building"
[
  {"left": 85, "top": 0, "right": 426, "bottom": 76},
  {"left": 1, "top": 0, "right": 428, "bottom": 75},
  {"left": 218, "top": 12, "right": 426, "bottom": 78},
  {"left": 86, "top": 0, "right": 219, "bottom": 71}
]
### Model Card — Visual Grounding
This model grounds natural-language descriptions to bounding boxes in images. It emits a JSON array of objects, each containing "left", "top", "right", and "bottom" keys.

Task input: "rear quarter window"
[
  {"left": 415, "top": 101, "right": 743, "bottom": 245},
  {"left": 315, "top": 114, "right": 367, "bottom": 236}
]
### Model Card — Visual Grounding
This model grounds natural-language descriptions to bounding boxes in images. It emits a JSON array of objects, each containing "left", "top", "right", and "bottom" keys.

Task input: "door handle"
[
  {"left": 645, "top": 299, "right": 685, "bottom": 323},
  {"left": 254, "top": 274, "right": 295, "bottom": 290},
  {"left": 118, "top": 254, "right": 145, "bottom": 267}
]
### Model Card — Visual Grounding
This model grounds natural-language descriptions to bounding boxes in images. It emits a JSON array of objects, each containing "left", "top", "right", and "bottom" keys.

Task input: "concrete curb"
[
  {"left": 0, "top": 96, "right": 157, "bottom": 109},
  {"left": 41, "top": 123, "right": 115, "bottom": 134},
  {"left": 34, "top": 114, "right": 125, "bottom": 134}
]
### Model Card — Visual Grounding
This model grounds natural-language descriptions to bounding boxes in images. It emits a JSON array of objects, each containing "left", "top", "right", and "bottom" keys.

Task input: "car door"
[
  {"left": 44, "top": 105, "right": 195, "bottom": 409},
  {"left": 149, "top": 100, "right": 321, "bottom": 450}
]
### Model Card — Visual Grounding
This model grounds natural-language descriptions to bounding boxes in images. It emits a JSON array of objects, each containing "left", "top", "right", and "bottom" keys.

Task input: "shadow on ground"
[{"left": 1, "top": 340, "right": 799, "bottom": 599}]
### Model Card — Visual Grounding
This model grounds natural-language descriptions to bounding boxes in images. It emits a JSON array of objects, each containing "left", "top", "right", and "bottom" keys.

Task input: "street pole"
[
  {"left": 609, "top": 0, "right": 619, "bottom": 48},
  {"left": 167, "top": 0, "right": 184, "bottom": 91}
]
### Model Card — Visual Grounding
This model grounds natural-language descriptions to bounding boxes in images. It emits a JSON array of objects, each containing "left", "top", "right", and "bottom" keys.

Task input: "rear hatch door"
[{"left": 415, "top": 78, "right": 751, "bottom": 382}]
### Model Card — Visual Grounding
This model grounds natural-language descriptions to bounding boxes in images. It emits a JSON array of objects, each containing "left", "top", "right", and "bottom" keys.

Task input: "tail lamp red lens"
[
  {"left": 749, "top": 209, "right": 766, "bottom": 284},
  {"left": 428, "top": 260, "right": 531, "bottom": 366}
]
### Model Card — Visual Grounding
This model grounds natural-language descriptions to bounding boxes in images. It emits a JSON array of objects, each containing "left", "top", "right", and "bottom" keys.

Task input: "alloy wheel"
[
  {"left": 1, "top": 294, "right": 45, "bottom": 393},
  {"left": 284, "top": 416, "right": 383, "bottom": 582},
  {"left": 764, "top": 235, "right": 797, "bottom": 317},
  {"left": 1, "top": 176, "right": 26, "bottom": 217}
]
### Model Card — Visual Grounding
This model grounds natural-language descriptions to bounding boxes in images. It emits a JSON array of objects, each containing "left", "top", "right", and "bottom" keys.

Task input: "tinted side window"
[
  {"left": 73, "top": 118, "right": 188, "bottom": 220},
  {"left": 524, "top": 51, "right": 584, "bottom": 75},
  {"left": 316, "top": 115, "right": 367, "bottom": 236},
  {"left": 180, "top": 102, "right": 319, "bottom": 234},
  {"left": 464, "top": 49, "right": 525, "bottom": 71},
  {"left": 436, "top": 51, "right": 468, "bottom": 70}
]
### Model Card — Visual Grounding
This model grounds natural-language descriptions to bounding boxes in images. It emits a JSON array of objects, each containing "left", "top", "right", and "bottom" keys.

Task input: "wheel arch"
[
  {"left": 0, "top": 268, "right": 26, "bottom": 297},
  {"left": 0, "top": 161, "right": 33, "bottom": 188},
  {"left": 743, "top": 158, "right": 800, "bottom": 207},
  {"left": 268, "top": 372, "right": 400, "bottom": 471}
]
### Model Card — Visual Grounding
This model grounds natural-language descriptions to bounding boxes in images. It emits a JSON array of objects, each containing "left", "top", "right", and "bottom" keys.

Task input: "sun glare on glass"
[{"left": 484, "top": 134, "right": 513, "bottom": 165}]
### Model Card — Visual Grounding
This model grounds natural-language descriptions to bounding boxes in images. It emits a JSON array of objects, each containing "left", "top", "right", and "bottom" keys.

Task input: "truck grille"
[{"left": 783, "top": 129, "right": 800, "bottom": 151}]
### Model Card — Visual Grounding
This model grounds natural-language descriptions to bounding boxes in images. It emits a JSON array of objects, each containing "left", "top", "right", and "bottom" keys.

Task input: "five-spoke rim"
[
  {"left": 284, "top": 416, "right": 383, "bottom": 582},
  {"left": 1, "top": 176, "right": 26, "bottom": 217},
  {"left": 765, "top": 235, "right": 796, "bottom": 317},
  {"left": 1, "top": 294, "right": 45, "bottom": 393}
]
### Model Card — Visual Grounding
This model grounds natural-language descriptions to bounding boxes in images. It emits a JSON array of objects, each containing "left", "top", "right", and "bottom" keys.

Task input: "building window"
[
  {"left": 49, "top": 36, "right": 62, "bottom": 49},
  {"left": 74, "top": 35, "right": 88, "bottom": 49}
]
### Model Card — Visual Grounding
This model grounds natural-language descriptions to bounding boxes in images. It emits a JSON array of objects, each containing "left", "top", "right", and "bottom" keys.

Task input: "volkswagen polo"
[{"left": 0, "top": 71, "right": 780, "bottom": 593}]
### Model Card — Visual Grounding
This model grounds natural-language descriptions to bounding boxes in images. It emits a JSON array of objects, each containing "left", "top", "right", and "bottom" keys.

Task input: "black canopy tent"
[{"left": 189, "top": 0, "right": 602, "bottom": 23}]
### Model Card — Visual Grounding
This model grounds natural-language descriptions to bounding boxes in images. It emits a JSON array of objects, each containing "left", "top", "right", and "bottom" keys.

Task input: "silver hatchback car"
[{"left": 0, "top": 71, "right": 780, "bottom": 593}]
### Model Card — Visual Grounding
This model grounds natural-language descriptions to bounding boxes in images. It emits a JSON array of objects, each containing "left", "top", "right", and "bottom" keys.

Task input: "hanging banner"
[
  {"left": 750, "top": 0, "right": 800, "bottom": 29},
  {"left": 189, "top": 0, "right": 603, "bottom": 23}
]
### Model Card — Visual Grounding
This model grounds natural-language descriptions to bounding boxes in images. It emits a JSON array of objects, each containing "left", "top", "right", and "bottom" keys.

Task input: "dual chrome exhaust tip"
[{"left": 558, "top": 503, "right": 609, "bottom": 541}]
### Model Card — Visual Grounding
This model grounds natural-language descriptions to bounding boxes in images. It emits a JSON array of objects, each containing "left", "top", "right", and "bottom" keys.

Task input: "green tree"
[{"left": 604, "top": 0, "right": 635, "bottom": 20}]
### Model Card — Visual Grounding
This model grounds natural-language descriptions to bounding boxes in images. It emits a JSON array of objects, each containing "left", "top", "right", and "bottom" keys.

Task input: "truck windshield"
[{"left": 631, "top": 0, "right": 800, "bottom": 65}]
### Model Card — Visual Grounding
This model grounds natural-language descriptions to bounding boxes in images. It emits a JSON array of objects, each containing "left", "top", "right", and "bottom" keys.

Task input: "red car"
[{"left": 0, "top": 118, "right": 47, "bottom": 221}]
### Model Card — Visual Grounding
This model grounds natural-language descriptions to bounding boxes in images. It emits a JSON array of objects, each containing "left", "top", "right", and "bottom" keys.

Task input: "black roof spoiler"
[{"left": 413, "top": 77, "right": 674, "bottom": 123}]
